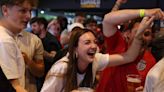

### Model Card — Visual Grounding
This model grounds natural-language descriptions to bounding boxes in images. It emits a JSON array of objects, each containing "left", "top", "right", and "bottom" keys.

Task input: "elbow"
[{"left": 103, "top": 14, "right": 110, "bottom": 23}]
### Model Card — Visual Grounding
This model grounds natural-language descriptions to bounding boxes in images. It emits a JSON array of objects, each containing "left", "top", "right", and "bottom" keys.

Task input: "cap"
[{"left": 67, "top": 23, "right": 84, "bottom": 32}]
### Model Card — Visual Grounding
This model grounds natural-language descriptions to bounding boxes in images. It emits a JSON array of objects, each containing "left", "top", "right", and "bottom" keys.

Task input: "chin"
[{"left": 88, "top": 59, "right": 94, "bottom": 63}]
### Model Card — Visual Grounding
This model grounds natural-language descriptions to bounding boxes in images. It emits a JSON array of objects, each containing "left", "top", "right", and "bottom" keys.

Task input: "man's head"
[
  {"left": 125, "top": 18, "right": 154, "bottom": 45},
  {"left": 84, "top": 18, "right": 97, "bottom": 32},
  {"left": 30, "top": 17, "right": 48, "bottom": 35},
  {"left": 74, "top": 13, "right": 85, "bottom": 24},
  {"left": 0, "top": 0, "right": 38, "bottom": 33}
]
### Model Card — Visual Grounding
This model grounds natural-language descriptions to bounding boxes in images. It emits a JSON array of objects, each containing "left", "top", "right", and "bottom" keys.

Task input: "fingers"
[
  {"left": 135, "top": 86, "right": 144, "bottom": 92},
  {"left": 146, "top": 8, "right": 164, "bottom": 20},
  {"left": 154, "top": 9, "right": 164, "bottom": 20},
  {"left": 147, "top": 16, "right": 155, "bottom": 24},
  {"left": 141, "top": 16, "right": 155, "bottom": 27}
]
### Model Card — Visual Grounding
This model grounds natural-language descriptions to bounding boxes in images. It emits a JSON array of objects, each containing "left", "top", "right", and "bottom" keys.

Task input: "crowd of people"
[{"left": 0, "top": 0, "right": 164, "bottom": 92}]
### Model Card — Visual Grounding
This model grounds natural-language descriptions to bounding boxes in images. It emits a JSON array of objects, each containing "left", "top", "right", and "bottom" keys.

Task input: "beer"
[
  {"left": 71, "top": 87, "right": 94, "bottom": 92},
  {"left": 127, "top": 74, "right": 141, "bottom": 92}
]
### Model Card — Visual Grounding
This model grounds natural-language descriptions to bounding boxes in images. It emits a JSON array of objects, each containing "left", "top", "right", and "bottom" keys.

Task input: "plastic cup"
[{"left": 127, "top": 74, "right": 142, "bottom": 92}]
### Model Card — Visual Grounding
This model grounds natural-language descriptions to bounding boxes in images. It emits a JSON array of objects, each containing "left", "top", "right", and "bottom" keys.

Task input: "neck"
[{"left": 77, "top": 60, "right": 89, "bottom": 74}]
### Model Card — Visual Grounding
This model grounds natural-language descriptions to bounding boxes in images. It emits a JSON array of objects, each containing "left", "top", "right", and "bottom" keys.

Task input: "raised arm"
[
  {"left": 103, "top": 8, "right": 164, "bottom": 37},
  {"left": 107, "top": 15, "right": 164, "bottom": 67},
  {"left": 111, "top": 0, "right": 127, "bottom": 12}
]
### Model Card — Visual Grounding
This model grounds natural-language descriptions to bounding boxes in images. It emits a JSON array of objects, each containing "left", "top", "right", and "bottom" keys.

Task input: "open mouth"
[
  {"left": 22, "top": 21, "right": 28, "bottom": 26},
  {"left": 87, "top": 49, "right": 96, "bottom": 57}
]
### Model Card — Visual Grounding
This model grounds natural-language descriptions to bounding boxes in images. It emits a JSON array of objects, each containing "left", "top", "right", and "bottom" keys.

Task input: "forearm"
[
  {"left": 10, "top": 79, "right": 27, "bottom": 92},
  {"left": 122, "top": 38, "right": 143, "bottom": 62},
  {"left": 26, "top": 60, "right": 45, "bottom": 77},
  {"left": 107, "top": 38, "right": 142, "bottom": 67},
  {"left": 104, "top": 9, "right": 140, "bottom": 25},
  {"left": 103, "top": 9, "right": 140, "bottom": 37},
  {"left": 111, "top": 0, "right": 122, "bottom": 12}
]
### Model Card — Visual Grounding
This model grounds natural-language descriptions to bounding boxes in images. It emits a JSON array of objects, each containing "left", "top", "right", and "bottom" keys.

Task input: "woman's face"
[
  {"left": 48, "top": 20, "right": 61, "bottom": 36},
  {"left": 76, "top": 32, "right": 97, "bottom": 64}
]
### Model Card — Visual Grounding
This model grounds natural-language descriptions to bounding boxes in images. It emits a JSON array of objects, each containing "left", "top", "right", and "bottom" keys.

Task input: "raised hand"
[
  {"left": 21, "top": 52, "right": 30, "bottom": 65},
  {"left": 135, "top": 16, "right": 155, "bottom": 40},
  {"left": 145, "top": 8, "right": 164, "bottom": 20},
  {"left": 117, "top": 0, "right": 127, "bottom": 4}
]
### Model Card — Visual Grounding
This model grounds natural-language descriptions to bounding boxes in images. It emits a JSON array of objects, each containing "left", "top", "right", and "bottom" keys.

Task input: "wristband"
[{"left": 139, "top": 9, "right": 145, "bottom": 18}]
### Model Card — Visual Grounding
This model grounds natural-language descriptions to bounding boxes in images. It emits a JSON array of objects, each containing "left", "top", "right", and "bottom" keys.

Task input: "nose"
[
  {"left": 25, "top": 11, "right": 31, "bottom": 21},
  {"left": 91, "top": 42, "right": 97, "bottom": 49}
]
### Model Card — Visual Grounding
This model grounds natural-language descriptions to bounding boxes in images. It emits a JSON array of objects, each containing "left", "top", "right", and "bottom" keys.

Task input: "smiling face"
[
  {"left": 76, "top": 31, "right": 97, "bottom": 64},
  {"left": 1, "top": 1, "right": 32, "bottom": 33},
  {"left": 31, "top": 22, "right": 42, "bottom": 35},
  {"left": 48, "top": 19, "right": 61, "bottom": 37}
]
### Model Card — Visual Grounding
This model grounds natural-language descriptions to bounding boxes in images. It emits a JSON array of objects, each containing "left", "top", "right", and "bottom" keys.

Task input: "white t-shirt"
[
  {"left": 0, "top": 26, "right": 25, "bottom": 87},
  {"left": 144, "top": 57, "right": 164, "bottom": 92},
  {"left": 41, "top": 53, "right": 109, "bottom": 92}
]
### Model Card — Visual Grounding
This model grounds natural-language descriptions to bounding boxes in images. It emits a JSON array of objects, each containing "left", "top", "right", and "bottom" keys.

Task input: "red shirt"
[{"left": 96, "top": 31, "right": 156, "bottom": 92}]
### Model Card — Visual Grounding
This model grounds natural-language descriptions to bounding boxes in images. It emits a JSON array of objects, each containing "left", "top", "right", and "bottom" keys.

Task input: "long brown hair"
[{"left": 64, "top": 28, "right": 97, "bottom": 92}]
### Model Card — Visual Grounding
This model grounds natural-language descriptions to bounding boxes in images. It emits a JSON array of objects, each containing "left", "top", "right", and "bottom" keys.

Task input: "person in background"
[
  {"left": 96, "top": 8, "right": 164, "bottom": 92},
  {"left": 53, "top": 23, "right": 84, "bottom": 63},
  {"left": 74, "top": 12, "right": 86, "bottom": 24},
  {"left": 57, "top": 16, "right": 68, "bottom": 33},
  {"left": 84, "top": 18, "right": 98, "bottom": 32},
  {"left": 58, "top": 16, "right": 69, "bottom": 47},
  {"left": 59, "top": 23, "right": 83, "bottom": 48},
  {"left": 151, "top": 26, "right": 164, "bottom": 62},
  {"left": 30, "top": 17, "right": 48, "bottom": 39},
  {"left": 47, "top": 18, "right": 62, "bottom": 42},
  {"left": 41, "top": 15, "right": 158, "bottom": 92},
  {"left": 60, "top": 29, "right": 69, "bottom": 47},
  {"left": 143, "top": 27, "right": 164, "bottom": 92},
  {"left": 0, "top": 0, "right": 38, "bottom": 92},
  {"left": 30, "top": 17, "right": 61, "bottom": 59},
  {"left": 30, "top": 17, "right": 62, "bottom": 92}
]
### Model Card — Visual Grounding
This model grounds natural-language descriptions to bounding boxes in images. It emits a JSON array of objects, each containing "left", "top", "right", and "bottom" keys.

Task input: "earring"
[{"left": 75, "top": 52, "right": 78, "bottom": 58}]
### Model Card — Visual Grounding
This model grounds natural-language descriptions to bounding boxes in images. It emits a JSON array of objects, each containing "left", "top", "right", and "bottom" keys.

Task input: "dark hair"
[
  {"left": 57, "top": 16, "right": 68, "bottom": 31},
  {"left": 0, "top": 0, "right": 38, "bottom": 7},
  {"left": 65, "top": 28, "right": 97, "bottom": 92},
  {"left": 127, "top": 18, "right": 143, "bottom": 31},
  {"left": 84, "top": 18, "right": 97, "bottom": 27},
  {"left": 30, "top": 17, "right": 48, "bottom": 30},
  {"left": 75, "top": 12, "right": 85, "bottom": 17},
  {"left": 151, "top": 33, "right": 164, "bottom": 61}
]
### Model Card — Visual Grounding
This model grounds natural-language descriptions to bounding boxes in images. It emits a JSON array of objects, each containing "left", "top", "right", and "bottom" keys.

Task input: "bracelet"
[{"left": 139, "top": 9, "right": 145, "bottom": 18}]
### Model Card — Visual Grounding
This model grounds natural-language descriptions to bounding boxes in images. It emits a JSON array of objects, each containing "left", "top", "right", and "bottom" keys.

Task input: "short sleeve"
[
  {"left": 0, "top": 41, "right": 20, "bottom": 79},
  {"left": 33, "top": 35, "right": 44, "bottom": 60},
  {"left": 95, "top": 53, "right": 109, "bottom": 71}
]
